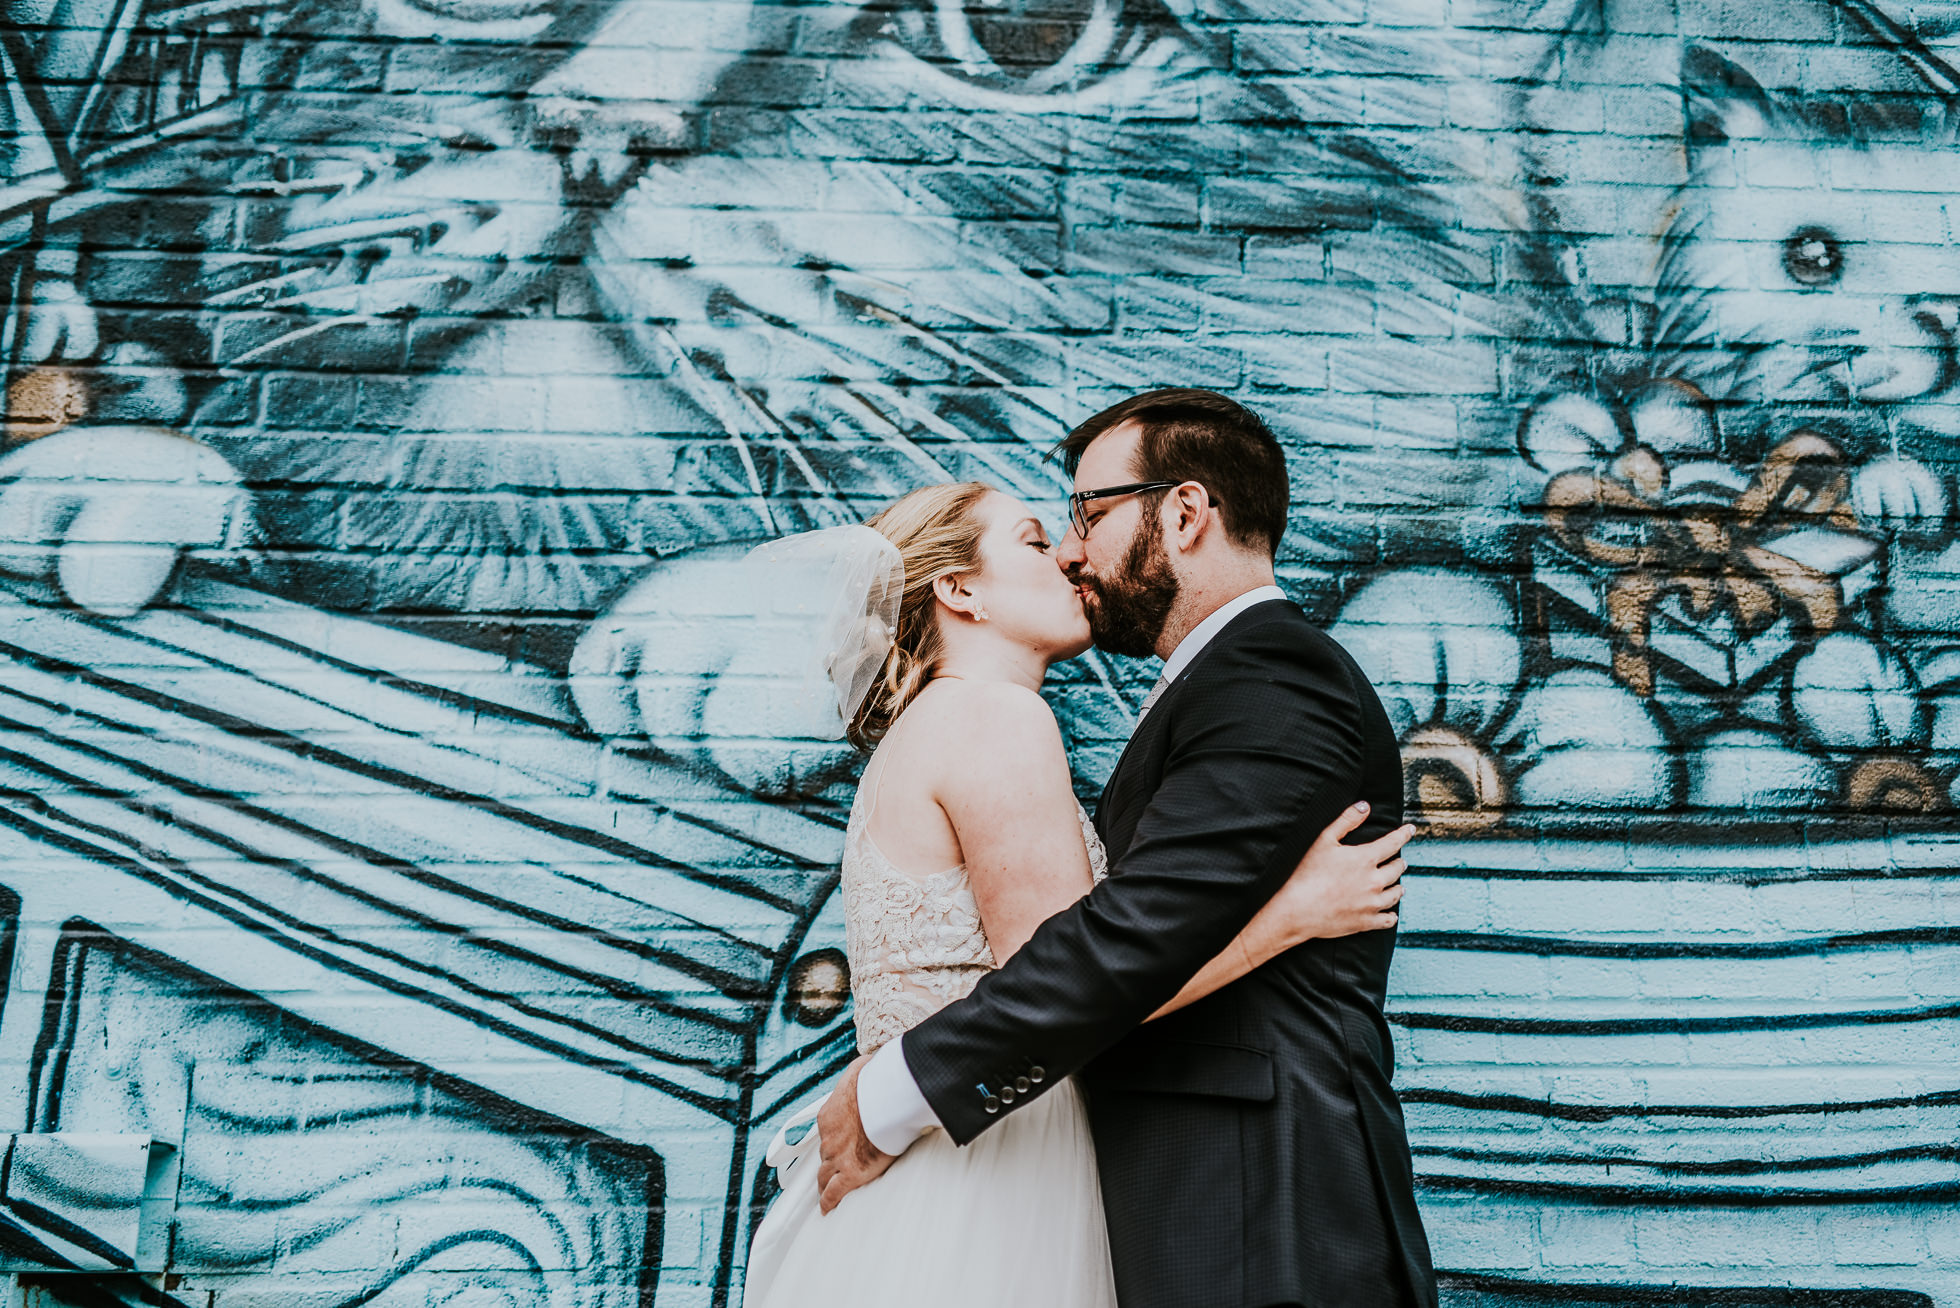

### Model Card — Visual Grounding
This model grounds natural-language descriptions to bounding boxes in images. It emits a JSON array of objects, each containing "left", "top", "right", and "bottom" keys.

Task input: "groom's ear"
[{"left": 1165, "top": 482, "right": 1216, "bottom": 552}]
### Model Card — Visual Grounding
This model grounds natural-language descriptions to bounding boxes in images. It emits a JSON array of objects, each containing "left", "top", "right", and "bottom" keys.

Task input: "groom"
[{"left": 818, "top": 388, "right": 1437, "bottom": 1308}]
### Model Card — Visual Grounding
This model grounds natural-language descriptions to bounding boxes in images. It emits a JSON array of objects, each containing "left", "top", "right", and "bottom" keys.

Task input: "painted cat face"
[
  {"left": 577, "top": 0, "right": 1494, "bottom": 534},
  {"left": 1660, "top": 45, "right": 1960, "bottom": 426},
  {"left": 626, "top": 0, "right": 1483, "bottom": 398},
  {"left": 43, "top": 0, "right": 1492, "bottom": 622}
]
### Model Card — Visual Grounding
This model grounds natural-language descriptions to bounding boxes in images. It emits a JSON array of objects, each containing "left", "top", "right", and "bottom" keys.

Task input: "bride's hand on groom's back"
[{"left": 1245, "top": 803, "right": 1412, "bottom": 958}]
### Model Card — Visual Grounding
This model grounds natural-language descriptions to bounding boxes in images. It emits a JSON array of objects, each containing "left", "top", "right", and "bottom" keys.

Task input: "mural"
[{"left": 0, "top": 0, "right": 1955, "bottom": 1304}]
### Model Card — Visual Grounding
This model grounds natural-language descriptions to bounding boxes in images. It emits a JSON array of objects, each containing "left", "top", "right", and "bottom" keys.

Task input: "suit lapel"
[
  {"left": 1095, "top": 712, "right": 1165, "bottom": 860},
  {"left": 1094, "top": 666, "right": 1200, "bottom": 861},
  {"left": 1091, "top": 598, "right": 1297, "bottom": 865}
]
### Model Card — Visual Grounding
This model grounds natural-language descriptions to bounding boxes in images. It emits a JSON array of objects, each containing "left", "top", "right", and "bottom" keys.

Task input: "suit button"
[
  {"left": 999, "top": 1087, "right": 1016, "bottom": 1105},
  {"left": 1027, "top": 1066, "right": 1046, "bottom": 1084},
  {"left": 982, "top": 1095, "right": 1001, "bottom": 1114},
  {"left": 1013, "top": 1077, "right": 1031, "bottom": 1094}
]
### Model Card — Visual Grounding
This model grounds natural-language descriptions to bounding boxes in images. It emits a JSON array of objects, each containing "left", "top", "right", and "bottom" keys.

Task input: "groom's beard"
[{"left": 1077, "top": 514, "right": 1180, "bottom": 660}]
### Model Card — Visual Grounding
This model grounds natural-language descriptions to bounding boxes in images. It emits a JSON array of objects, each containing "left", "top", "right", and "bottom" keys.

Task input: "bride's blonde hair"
[{"left": 847, "top": 481, "right": 994, "bottom": 750}]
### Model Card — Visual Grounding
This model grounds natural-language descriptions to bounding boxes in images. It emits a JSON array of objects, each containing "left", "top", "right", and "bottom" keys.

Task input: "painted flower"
[{"left": 1333, "top": 382, "right": 1954, "bottom": 822}]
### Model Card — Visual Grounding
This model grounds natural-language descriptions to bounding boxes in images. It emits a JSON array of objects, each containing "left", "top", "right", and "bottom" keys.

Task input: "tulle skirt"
[{"left": 742, "top": 1077, "right": 1118, "bottom": 1308}]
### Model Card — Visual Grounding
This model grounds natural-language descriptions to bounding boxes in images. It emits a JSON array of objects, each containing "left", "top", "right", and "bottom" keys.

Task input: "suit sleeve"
[{"left": 899, "top": 622, "right": 1371, "bottom": 1144}]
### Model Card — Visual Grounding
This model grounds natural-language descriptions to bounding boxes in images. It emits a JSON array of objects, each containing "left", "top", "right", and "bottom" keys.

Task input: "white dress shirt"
[{"left": 855, "top": 584, "right": 1289, "bottom": 1154}]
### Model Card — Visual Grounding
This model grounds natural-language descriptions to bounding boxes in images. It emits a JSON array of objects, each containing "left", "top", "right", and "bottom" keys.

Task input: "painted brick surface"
[{"left": 0, "top": 1, "right": 1956, "bottom": 1305}]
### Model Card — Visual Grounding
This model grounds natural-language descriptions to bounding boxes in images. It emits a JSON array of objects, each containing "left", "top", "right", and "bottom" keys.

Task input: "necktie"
[{"left": 1136, "top": 675, "right": 1169, "bottom": 723}]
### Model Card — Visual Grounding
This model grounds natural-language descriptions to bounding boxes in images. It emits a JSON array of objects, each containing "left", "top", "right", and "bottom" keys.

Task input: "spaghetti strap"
[{"left": 860, "top": 745, "right": 895, "bottom": 826}]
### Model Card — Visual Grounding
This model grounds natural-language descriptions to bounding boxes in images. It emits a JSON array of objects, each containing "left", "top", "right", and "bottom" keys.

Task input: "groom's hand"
[{"left": 816, "top": 1054, "right": 896, "bottom": 1213}]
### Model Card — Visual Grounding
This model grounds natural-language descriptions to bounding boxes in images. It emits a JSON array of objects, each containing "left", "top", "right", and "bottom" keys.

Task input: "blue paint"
[{"left": 0, "top": 0, "right": 1954, "bottom": 1304}]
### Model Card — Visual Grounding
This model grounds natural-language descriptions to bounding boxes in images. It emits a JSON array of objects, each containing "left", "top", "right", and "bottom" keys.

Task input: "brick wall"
[{"left": 0, "top": 0, "right": 1954, "bottom": 1304}]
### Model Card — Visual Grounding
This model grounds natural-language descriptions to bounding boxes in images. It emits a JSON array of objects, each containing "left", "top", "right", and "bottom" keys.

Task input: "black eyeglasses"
[{"left": 1068, "top": 481, "right": 1181, "bottom": 537}]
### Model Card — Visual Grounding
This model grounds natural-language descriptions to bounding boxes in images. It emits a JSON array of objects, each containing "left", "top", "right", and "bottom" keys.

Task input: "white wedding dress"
[{"left": 741, "top": 765, "right": 1120, "bottom": 1307}]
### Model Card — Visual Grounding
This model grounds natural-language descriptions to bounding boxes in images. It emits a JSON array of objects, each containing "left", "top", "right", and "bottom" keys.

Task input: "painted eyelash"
[{"left": 890, "top": 0, "right": 1182, "bottom": 99}]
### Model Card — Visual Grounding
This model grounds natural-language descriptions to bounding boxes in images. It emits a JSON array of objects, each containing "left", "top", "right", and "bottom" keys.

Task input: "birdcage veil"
[{"left": 742, "top": 526, "right": 905, "bottom": 740}]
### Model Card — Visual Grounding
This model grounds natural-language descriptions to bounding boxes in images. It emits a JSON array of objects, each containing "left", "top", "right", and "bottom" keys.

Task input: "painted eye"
[
  {"left": 1782, "top": 227, "right": 1844, "bottom": 287},
  {"left": 365, "top": 0, "right": 554, "bottom": 39},
  {"left": 895, "top": 0, "right": 1178, "bottom": 96}
]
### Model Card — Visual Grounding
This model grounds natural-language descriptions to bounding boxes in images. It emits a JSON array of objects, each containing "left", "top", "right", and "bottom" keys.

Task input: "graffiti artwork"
[{"left": 0, "top": 0, "right": 1955, "bottom": 1304}]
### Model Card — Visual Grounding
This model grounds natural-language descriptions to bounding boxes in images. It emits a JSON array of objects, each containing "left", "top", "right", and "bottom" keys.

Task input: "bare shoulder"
[
  {"left": 908, "top": 678, "right": 1056, "bottom": 732},
  {"left": 903, "top": 680, "right": 1064, "bottom": 776}
]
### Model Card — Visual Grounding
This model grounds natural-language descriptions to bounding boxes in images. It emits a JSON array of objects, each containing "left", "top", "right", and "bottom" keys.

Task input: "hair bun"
[{"left": 846, "top": 482, "right": 994, "bottom": 749}]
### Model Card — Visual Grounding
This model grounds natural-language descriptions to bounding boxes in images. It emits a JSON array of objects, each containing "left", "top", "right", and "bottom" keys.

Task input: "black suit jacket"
[{"left": 901, "top": 599, "right": 1437, "bottom": 1308}]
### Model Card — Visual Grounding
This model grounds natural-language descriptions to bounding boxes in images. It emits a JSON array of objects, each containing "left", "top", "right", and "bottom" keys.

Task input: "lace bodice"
[{"left": 842, "top": 784, "right": 1109, "bottom": 1055}]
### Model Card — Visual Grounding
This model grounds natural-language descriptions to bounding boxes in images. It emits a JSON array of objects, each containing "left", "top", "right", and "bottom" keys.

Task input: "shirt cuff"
[{"left": 856, "top": 1036, "right": 942, "bottom": 1156}]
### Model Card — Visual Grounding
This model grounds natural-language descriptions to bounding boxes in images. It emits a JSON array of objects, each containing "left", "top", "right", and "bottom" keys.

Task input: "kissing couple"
[{"left": 743, "top": 390, "right": 1438, "bottom": 1308}]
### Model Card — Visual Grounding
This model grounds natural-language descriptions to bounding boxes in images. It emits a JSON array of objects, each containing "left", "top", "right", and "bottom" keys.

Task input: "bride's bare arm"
[
  {"left": 1147, "top": 804, "right": 1412, "bottom": 1019},
  {"left": 931, "top": 682, "right": 1100, "bottom": 964},
  {"left": 935, "top": 682, "right": 1413, "bottom": 1000}
]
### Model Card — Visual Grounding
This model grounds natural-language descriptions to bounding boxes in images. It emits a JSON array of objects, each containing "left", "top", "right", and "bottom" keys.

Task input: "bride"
[{"left": 742, "top": 482, "right": 1411, "bottom": 1307}]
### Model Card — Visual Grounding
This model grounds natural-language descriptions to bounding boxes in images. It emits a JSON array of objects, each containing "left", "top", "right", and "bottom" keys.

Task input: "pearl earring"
[{"left": 973, "top": 605, "right": 989, "bottom": 622}]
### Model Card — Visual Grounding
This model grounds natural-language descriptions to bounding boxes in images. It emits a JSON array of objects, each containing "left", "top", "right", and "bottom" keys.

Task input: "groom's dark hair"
[{"left": 1056, "top": 388, "right": 1289, "bottom": 556}]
